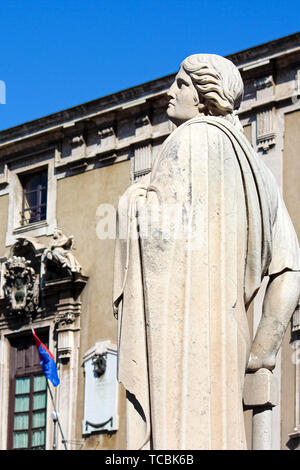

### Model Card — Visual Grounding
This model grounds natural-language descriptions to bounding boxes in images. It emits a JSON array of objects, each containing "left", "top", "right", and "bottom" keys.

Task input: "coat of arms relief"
[
  {"left": 3, "top": 255, "right": 39, "bottom": 317},
  {"left": 1, "top": 231, "right": 84, "bottom": 323}
]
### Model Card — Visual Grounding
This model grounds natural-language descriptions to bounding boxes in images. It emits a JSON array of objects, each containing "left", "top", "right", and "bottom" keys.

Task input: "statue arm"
[{"left": 247, "top": 270, "right": 300, "bottom": 372}]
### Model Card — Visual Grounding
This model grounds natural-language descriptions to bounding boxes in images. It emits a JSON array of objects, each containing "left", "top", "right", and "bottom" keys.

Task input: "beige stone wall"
[
  {"left": 56, "top": 160, "right": 131, "bottom": 449},
  {"left": 0, "top": 195, "right": 8, "bottom": 255},
  {"left": 283, "top": 110, "right": 300, "bottom": 237},
  {"left": 56, "top": 161, "right": 131, "bottom": 347},
  {"left": 243, "top": 124, "right": 252, "bottom": 146},
  {"left": 281, "top": 110, "right": 300, "bottom": 449}
]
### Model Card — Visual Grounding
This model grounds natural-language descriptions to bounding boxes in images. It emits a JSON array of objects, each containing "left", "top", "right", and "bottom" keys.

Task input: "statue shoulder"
[
  {"left": 167, "top": 119, "right": 214, "bottom": 145},
  {"left": 180, "top": 118, "right": 234, "bottom": 149},
  {"left": 184, "top": 117, "right": 230, "bottom": 139}
]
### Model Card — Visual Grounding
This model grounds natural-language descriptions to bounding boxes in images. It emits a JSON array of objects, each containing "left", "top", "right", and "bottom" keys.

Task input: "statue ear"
[
  {"left": 197, "top": 102, "right": 207, "bottom": 114},
  {"left": 195, "top": 91, "right": 206, "bottom": 113}
]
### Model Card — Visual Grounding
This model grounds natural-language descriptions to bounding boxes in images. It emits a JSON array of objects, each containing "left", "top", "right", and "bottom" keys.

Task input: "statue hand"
[
  {"left": 247, "top": 271, "right": 300, "bottom": 374},
  {"left": 247, "top": 349, "right": 276, "bottom": 373}
]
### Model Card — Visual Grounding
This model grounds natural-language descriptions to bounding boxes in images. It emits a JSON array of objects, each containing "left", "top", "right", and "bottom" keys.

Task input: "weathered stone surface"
[
  {"left": 244, "top": 368, "right": 278, "bottom": 407},
  {"left": 114, "top": 53, "right": 300, "bottom": 450}
]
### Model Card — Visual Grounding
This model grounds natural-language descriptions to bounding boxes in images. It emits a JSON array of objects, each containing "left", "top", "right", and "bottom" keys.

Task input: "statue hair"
[{"left": 181, "top": 54, "right": 244, "bottom": 131}]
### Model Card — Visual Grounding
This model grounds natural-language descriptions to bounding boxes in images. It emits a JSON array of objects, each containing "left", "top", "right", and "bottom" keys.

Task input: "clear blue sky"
[{"left": 0, "top": 0, "right": 299, "bottom": 131}]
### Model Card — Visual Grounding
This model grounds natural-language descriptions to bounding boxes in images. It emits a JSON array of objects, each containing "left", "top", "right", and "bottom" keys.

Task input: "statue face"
[{"left": 167, "top": 67, "right": 200, "bottom": 126}]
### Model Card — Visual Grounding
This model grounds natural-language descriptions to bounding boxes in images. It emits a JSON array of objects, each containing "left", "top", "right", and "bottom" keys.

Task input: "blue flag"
[{"left": 32, "top": 329, "right": 60, "bottom": 387}]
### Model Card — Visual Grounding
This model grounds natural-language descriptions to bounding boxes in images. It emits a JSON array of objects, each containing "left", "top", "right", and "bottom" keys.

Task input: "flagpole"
[
  {"left": 46, "top": 379, "right": 68, "bottom": 451},
  {"left": 52, "top": 410, "right": 57, "bottom": 450},
  {"left": 31, "top": 327, "right": 67, "bottom": 450}
]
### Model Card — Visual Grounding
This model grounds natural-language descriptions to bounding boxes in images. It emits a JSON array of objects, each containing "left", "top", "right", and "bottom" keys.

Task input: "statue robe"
[{"left": 113, "top": 116, "right": 300, "bottom": 450}]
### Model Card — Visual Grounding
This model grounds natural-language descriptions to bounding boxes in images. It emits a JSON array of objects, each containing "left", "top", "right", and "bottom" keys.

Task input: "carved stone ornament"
[
  {"left": 43, "top": 228, "right": 82, "bottom": 278},
  {"left": 82, "top": 342, "right": 118, "bottom": 435},
  {"left": 70, "top": 135, "right": 85, "bottom": 147},
  {"left": 3, "top": 255, "right": 39, "bottom": 317},
  {"left": 98, "top": 126, "right": 114, "bottom": 138},
  {"left": 256, "top": 107, "right": 276, "bottom": 152},
  {"left": 135, "top": 114, "right": 150, "bottom": 128},
  {"left": 54, "top": 298, "right": 82, "bottom": 326},
  {"left": 253, "top": 75, "right": 274, "bottom": 90},
  {"left": 92, "top": 352, "right": 107, "bottom": 377}
]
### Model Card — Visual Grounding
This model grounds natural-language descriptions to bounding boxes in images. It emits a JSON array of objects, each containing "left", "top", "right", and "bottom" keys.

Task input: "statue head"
[
  {"left": 51, "top": 228, "right": 74, "bottom": 250},
  {"left": 167, "top": 54, "right": 244, "bottom": 129}
]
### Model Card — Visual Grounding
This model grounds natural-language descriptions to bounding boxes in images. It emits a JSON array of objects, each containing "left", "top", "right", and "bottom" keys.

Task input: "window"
[
  {"left": 6, "top": 158, "right": 57, "bottom": 247},
  {"left": 8, "top": 331, "right": 49, "bottom": 450},
  {"left": 20, "top": 170, "right": 48, "bottom": 226},
  {"left": 12, "top": 375, "right": 47, "bottom": 450}
]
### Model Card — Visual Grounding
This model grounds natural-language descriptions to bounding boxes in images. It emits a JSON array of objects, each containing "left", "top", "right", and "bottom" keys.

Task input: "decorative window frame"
[{"left": 6, "top": 154, "right": 57, "bottom": 247}]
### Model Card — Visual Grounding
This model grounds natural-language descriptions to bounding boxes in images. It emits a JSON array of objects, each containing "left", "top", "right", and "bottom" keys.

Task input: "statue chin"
[
  {"left": 166, "top": 106, "right": 176, "bottom": 123},
  {"left": 166, "top": 110, "right": 184, "bottom": 127},
  {"left": 167, "top": 106, "right": 204, "bottom": 127}
]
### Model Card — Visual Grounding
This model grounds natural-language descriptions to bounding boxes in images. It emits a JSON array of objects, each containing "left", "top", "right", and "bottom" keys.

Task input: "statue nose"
[
  {"left": 167, "top": 89, "right": 176, "bottom": 100},
  {"left": 167, "top": 81, "right": 177, "bottom": 97}
]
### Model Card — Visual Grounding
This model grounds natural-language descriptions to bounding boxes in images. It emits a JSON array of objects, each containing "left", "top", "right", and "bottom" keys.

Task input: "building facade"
[{"left": 0, "top": 32, "right": 300, "bottom": 450}]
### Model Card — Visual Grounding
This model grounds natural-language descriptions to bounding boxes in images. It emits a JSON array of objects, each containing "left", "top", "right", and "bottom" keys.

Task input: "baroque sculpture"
[
  {"left": 3, "top": 255, "right": 39, "bottom": 317},
  {"left": 113, "top": 54, "right": 300, "bottom": 449},
  {"left": 43, "top": 228, "right": 82, "bottom": 276}
]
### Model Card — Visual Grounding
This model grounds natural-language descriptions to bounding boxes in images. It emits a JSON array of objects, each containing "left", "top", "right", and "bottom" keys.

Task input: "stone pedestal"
[{"left": 244, "top": 368, "right": 278, "bottom": 450}]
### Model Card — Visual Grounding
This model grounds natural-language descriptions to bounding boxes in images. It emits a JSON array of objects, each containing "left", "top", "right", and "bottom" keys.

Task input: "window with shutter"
[{"left": 7, "top": 331, "right": 48, "bottom": 450}]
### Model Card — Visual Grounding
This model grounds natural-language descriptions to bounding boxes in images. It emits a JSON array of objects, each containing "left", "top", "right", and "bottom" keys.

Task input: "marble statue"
[
  {"left": 113, "top": 54, "right": 300, "bottom": 449},
  {"left": 43, "top": 228, "right": 82, "bottom": 275}
]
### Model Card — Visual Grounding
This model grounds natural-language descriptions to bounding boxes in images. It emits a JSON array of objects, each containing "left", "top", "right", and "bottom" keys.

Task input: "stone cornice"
[
  {"left": 0, "top": 32, "right": 300, "bottom": 155},
  {"left": 238, "top": 92, "right": 299, "bottom": 116},
  {"left": 226, "top": 31, "right": 300, "bottom": 68},
  {"left": 0, "top": 74, "right": 174, "bottom": 149}
]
